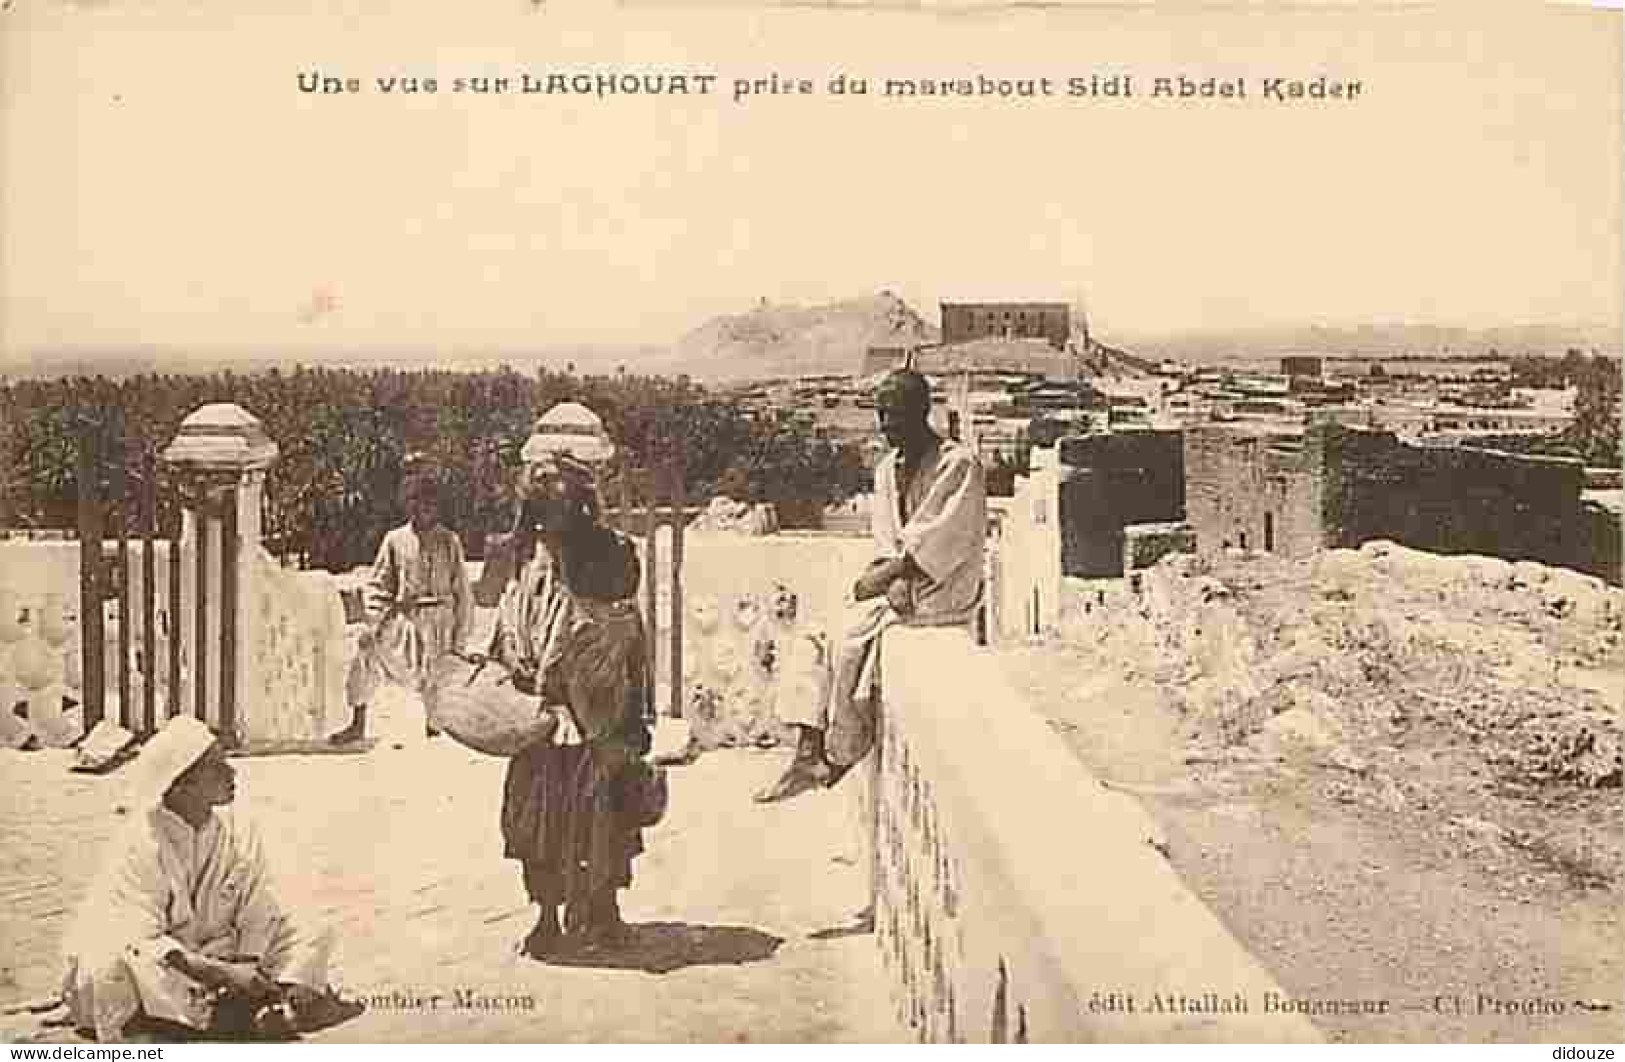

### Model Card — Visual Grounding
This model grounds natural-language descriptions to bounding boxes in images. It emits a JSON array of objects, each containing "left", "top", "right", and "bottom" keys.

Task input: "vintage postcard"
[{"left": 0, "top": 0, "right": 1620, "bottom": 1046}]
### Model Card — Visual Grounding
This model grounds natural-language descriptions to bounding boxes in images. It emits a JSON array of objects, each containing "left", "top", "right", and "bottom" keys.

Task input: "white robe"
[
  {"left": 347, "top": 522, "right": 473, "bottom": 711},
  {"left": 869, "top": 435, "right": 988, "bottom": 625},
  {"left": 777, "top": 436, "right": 988, "bottom": 765},
  {"left": 59, "top": 806, "right": 332, "bottom": 1041}
]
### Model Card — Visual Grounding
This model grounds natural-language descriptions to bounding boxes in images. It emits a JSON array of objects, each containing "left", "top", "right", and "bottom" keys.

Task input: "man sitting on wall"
[
  {"left": 754, "top": 367, "right": 988, "bottom": 803},
  {"left": 58, "top": 715, "right": 354, "bottom": 1042}
]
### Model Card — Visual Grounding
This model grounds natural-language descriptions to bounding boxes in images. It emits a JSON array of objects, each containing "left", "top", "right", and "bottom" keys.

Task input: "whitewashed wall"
[
  {"left": 0, "top": 538, "right": 346, "bottom": 747},
  {"left": 0, "top": 542, "right": 84, "bottom": 747},
  {"left": 870, "top": 626, "right": 1322, "bottom": 1043},
  {"left": 648, "top": 531, "right": 874, "bottom": 748},
  {"left": 990, "top": 447, "right": 1062, "bottom": 642}
]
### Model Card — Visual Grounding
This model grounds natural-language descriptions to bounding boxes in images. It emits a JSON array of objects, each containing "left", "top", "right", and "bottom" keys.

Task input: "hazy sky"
[{"left": 1, "top": 2, "right": 1620, "bottom": 364}]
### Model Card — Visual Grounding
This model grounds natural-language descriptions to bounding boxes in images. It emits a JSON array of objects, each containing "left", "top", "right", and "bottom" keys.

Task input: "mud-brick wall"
[
  {"left": 1056, "top": 431, "right": 1184, "bottom": 577},
  {"left": 1580, "top": 502, "right": 1622, "bottom": 586},
  {"left": 1314, "top": 424, "right": 1589, "bottom": 569},
  {"left": 1123, "top": 522, "right": 1197, "bottom": 573},
  {"left": 1182, "top": 427, "right": 1324, "bottom": 559}
]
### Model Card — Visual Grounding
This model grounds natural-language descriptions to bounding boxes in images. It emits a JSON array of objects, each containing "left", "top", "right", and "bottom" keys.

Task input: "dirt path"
[{"left": 1001, "top": 643, "right": 1623, "bottom": 1044}]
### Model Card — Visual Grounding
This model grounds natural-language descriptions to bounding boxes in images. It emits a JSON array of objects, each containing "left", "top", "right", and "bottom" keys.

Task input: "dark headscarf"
[
  {"left": 518, "top": 454, "right": 600, "bottom": 518},
  {"left": 876, "top": 368, "right": 932, "bottom": 412}
]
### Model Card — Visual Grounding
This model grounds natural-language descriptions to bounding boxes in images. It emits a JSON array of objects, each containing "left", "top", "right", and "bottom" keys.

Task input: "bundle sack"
[
  {"left": 624, "top": 759, "right": 670, "bottom": 828},
  {"left": 427, "top": 652, "right": 559, "bottom": 757}
]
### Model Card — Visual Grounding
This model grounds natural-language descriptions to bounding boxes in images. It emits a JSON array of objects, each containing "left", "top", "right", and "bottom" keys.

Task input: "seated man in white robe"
[
  {"left": 755, "top": 367, "right": 987, "bottom": 803},
  {"left": 58, "top": 715, "right": 351, "bottom": 1042}
]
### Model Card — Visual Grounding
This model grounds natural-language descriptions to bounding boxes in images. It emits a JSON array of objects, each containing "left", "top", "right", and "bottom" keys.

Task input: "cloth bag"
[
  {"left": 426, "top": 652, "right": 559, "bottom": 757},
  {"left": 624, "top": 759, "right": 670, "bottom": 828}
]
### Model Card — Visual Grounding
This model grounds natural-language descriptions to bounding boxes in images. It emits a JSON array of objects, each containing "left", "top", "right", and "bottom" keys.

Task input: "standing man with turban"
[
  {"left": 328, "top": 456, "right": 473, "bottom": 745},
  {"left": 490, "top": 406, "right": 656, "bottom": 958},
  {"left": 58, "top": 716, "right": 348, "bottom": 1041},
  {"left": 756, "top": 367, "right": 987, "bottom": 802}
]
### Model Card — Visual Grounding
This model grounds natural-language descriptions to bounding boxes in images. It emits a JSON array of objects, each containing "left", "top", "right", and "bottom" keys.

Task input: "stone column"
[{"left": 160, "top": 404, "right": 278, "bottom": 746}]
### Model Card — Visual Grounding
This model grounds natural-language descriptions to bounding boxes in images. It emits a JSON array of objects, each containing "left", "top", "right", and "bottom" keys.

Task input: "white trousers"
[
  {"left": 772, "top": 597, "right": 895, "bottom": 766},
  {"left": 345, "top": 608, "right": 456, "bottom": 712},
  {"left": 65, "top": 924, "right": 336, "bottom": 1041}
]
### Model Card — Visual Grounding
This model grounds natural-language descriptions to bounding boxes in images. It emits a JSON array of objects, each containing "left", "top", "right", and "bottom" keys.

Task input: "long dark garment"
[
  {"left": 493, "top": 528, "right": 653, "bottom": 909},
  {"left": 502, "top": 743, "right": 644, "bottom": 906}
]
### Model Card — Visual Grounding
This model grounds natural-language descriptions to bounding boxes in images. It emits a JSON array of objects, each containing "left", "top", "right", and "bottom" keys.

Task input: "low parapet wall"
[
  {"left": 651, "top": 532, "right": 875, "bottom": 746},
  {"left": 0, "top": 538, "right": 346, "bottom": 747},
  {"left": 870, "top": 626, "right": 1322, "bottom": 1042}
]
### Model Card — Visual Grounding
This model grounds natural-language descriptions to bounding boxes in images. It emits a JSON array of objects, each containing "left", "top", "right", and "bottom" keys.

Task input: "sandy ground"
[
  {"left": 6, "top": 547, "right": 1619, "bottom": 1044},
  {"left": 1001, "top": 643, "right": 1624, "bottom": 1045},
  {"left": 0, "top": 684, "right": 900, "bottom": 1044}
]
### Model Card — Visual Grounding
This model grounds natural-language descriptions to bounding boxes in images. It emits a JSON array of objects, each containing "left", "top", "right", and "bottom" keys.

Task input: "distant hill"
[
  {"left": 1121, "top": 323, "right": 1622, "bottom": 363},
  {"left": 670, "top": 292, "right": 938, "bottom": 381}
]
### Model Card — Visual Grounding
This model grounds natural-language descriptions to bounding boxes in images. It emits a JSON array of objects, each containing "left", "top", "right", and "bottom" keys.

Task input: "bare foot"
[
  {"left": 519, "top": 910, "right": 563, "bottom": 960},
  {"left": 326, "top": 721, "right": 366, "bottom": 746},
  {"left": 753, "top": 759, "right": 830, "bottom": 803}
]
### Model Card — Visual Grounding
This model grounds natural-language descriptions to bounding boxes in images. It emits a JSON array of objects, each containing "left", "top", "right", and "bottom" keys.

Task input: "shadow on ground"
[
  {"left": 539, "top": 922, "right": 783, "bottom": 975},
  {"left": 807, "top": 920, "right": 873, "bottom": 942}
]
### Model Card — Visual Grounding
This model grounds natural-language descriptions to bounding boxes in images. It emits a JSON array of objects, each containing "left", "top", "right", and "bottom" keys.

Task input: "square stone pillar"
[
  {"left": 160, "top": 404, "right": 277, "bottom": 746},
  {"left": 995, "top": 448, "right": 1063, "bottom": 643},
  {"left": 1027, "top": 447, "right": 1063, "bottom": 635}
]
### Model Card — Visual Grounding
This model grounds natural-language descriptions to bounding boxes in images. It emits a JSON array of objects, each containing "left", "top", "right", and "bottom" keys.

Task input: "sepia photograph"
[{"left": 0, "top": 0, "right": 1620, "bottom": 1046}]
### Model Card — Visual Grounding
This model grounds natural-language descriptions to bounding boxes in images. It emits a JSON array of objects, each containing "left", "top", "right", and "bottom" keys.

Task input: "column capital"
[{"left": 160, "top": 403, "right": 279, "bottom": 477}]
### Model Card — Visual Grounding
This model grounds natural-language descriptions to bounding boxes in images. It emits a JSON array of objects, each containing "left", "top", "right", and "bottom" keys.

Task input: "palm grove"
[
  {"left": 0, "top": 366, "right": 870, "bottom": 571},
  {"left": 2, "top": 355, "right": 1616, "bottom": 570}
]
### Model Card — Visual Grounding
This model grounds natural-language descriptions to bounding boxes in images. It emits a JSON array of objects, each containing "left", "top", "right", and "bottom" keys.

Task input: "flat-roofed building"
[{"left": 941, "top": 302, "right": 1071, "bottom": 349}]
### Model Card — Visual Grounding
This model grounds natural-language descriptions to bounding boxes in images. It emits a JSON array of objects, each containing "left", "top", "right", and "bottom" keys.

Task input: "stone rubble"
[{"left": 1066, "top": 542, "right": 1624, "bottom": 790}]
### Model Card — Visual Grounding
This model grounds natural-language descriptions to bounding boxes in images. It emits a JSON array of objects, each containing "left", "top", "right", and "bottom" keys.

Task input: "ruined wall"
[
  {"left": 1123, "top": 521, "right": 1198, "bottom": 573},
  {"left": 1182, "top": 427, "right": 1324, "bottom": 559},
  {"left": 1314, "top": 425, "right": 1589, "bottom": 571},
  {"left": 1182, "top": 423, "right": 1600, "bottom": 575},
  {"left": 1056, "top": 431, "right": 1184, "bottom": 577},
  {"left": 1580, "top": 502, "right": 1622, "bottom": 586}
]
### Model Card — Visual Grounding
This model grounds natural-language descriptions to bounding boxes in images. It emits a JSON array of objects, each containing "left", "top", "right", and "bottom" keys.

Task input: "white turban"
[
  {"left": 129, "top": 715, "right": 217, "bottom": 810},
  {"left": 521, "top": 402, "right": 617, "bottom": 465}
]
